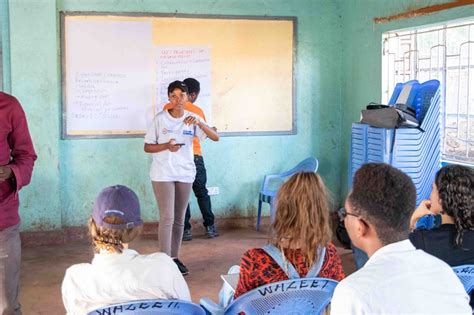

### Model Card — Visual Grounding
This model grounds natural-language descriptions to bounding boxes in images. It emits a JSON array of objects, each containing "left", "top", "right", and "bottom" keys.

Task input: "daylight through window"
[{"left": 382, "top": 18, "right": 474, "bottom": 165}]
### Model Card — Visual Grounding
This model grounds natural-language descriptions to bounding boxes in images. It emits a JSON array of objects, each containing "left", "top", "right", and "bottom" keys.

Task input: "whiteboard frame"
[{"left": 60, "top": 12, "right": 297, "bottom": 139}]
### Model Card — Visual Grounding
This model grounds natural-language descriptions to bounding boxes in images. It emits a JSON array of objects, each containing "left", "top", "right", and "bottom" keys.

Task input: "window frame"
[{"left": 382, "top": 18, "right": 474, "bottom": 166}]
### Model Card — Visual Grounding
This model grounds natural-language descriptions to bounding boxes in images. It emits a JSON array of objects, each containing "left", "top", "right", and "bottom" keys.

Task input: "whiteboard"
[{"left": 61, "top": 13, "right": 296, "bottom": 138}]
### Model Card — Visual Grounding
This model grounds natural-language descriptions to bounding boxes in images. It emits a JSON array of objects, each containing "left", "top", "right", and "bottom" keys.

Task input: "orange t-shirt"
[{"left": 162, "top": 102, "right": 206, "bottom": 156}]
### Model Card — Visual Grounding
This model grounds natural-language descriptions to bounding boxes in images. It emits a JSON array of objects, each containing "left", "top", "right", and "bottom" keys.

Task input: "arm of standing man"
[{"left": 0, "top": 97, "right": 37, "bottom": 193}]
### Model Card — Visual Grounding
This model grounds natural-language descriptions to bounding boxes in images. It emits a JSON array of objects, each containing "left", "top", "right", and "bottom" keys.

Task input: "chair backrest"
[
  {"left": 224, "top": 277, "right": 338, "bottom": 315},
  {"left": 388, "top": 79, "right": 419, "bottom": 106},
  {"left": 261, "top": 157, "right": 319, "bottom": 192},
  {"left": 453, "top": 265, "right": 474, "bottom": 295},
  {"left": 87, "top": 299, "right": 206, "bottom": 315},
  {"left": 413, "top": 79, "right": 440, "bottom": 122},
  {"left": 283, "top": 157, "right": 319, "bottom": 177}
]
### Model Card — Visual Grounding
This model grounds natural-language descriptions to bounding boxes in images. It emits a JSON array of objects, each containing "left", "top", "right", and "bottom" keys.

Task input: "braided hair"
[
  {"left": 435, "top": 165, "right": 474, "bottom": 248},
  {"left": 88, "top": 216, "right": 142, "bottom": 253}
]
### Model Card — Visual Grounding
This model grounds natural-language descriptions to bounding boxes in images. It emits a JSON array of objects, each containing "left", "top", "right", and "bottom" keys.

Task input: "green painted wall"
[
  {"left": 340, "top": 0, "right": 474, "bottom": 198},
  {"left": 8, "top": 0, "right": 469, "bottom": 232},
  {"left": 3, "top": 0, "right": 344, "bottom": 231},
  {"left": 8, "top": 0, "right": 62, "bottom": 230},
  {"left": 0, "top": 0, "right": 10, "bottom": 91}
]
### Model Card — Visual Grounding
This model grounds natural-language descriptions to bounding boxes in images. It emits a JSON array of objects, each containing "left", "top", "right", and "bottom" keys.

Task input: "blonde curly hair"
[{"left": 270, "top": 172, "right": 332, "bottom": 269}]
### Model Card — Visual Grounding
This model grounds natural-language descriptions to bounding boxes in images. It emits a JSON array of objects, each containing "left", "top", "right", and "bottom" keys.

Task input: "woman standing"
[{"left": 144, "top": 81, "right": 219, "bottom": 275}]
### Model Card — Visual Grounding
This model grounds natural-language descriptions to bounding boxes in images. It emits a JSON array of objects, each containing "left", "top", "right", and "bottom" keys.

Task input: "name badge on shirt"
[{"left": 183, "top": 130, "right": 194, "bottom": 136}]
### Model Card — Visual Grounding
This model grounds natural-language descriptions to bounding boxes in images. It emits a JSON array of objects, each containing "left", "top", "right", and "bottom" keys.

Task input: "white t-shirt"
[
  {"left": 144, "top": 110, "right": 207, "bottom": 183},
  {"left": 331, "top": 240, "right": 471, "bottom": 314},
  {"left": 62, "top": 249, "right": 191, "bottom": 315}
]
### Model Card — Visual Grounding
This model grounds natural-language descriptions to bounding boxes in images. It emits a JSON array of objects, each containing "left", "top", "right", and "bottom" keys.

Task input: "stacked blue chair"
[
  {"left": 388, "top": 79, "right": 420, "bottom": 107},
  {"left": 349, "top": 124, "right": 369, "bottom": 185},
  {"left": 349, "top": 80, "right": 441, "bottom": 204}
]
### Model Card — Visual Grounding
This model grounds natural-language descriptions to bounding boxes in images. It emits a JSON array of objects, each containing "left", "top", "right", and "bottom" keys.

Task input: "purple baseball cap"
[{"left": 92, "top": 185, "right": 143, "bottom": 230}]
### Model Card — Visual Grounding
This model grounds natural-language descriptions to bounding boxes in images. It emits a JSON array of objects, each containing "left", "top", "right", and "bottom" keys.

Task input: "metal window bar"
[{"left": 382, "top": 19, "right": 474, "bottom": 164}]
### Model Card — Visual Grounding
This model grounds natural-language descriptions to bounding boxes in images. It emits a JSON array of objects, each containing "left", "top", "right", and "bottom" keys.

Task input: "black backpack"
[{"left": 361, "top": 102, "right": 423, "bottom": 131}]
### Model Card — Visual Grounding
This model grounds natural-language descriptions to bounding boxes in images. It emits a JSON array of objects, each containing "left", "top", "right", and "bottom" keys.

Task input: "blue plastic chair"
[
  {"left": 388, "top": 79, "right": 419, "bottom": 107},
  {"left": 256, "top": 157, "right": 318, "bottom": 230},
  {"left": 453, "top": 265, "right": 474, "bottom": 295},
  {"left": 87, "top": 299, "right": 206, "bottom": 315},
  {"left": 201, "top": 277, "right": 338, "bottom": 315}
]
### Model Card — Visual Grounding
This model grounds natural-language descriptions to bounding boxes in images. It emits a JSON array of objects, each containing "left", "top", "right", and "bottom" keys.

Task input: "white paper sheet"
[
  {"left": 65, "top": 19, "right": 153, "bottom": 133},
  {"left": 154, "top": 46, "right": 212, "bottom": 125}
]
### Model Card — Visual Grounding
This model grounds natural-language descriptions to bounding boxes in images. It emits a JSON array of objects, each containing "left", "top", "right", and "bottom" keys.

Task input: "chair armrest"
[{"left": 200, "top": 297, "right": 224, "bottom": 315}]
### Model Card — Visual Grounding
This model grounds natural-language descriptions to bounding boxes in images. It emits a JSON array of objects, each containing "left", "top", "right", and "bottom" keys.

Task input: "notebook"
[
  {"left": 221, "top": 273, "right": 239, "bottom": 292},
  {"left": 396, "top": 84, "right": 412, "bottom": 105}
]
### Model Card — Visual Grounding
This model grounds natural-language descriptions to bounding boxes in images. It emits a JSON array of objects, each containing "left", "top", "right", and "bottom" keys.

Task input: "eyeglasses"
[{"left": 337, "top": 207, "right": 359, "bottom": 221}]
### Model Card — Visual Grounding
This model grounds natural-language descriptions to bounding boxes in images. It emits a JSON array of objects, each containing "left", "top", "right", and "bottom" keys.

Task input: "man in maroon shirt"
[{"left": 0, "top": 92, "right": 36, "bottom": 314}]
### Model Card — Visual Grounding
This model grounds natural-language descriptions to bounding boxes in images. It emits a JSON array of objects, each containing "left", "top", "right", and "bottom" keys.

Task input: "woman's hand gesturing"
[{"left": 184, "top": 116, "right": 202, "bottom": 127}]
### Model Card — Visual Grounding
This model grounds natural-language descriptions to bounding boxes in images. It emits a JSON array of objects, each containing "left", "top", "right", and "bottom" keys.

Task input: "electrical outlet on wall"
[{"left": 207, "top": 186, "right": 219, "bottom": 196}]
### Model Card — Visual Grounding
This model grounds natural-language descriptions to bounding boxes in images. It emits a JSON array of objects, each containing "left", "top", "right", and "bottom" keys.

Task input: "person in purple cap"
[{"left": 61, "top": 185, "right": 190, "bottom": 315}]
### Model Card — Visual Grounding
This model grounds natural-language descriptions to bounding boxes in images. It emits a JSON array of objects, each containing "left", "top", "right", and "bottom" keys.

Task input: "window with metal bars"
[{"left": 382, "top": 19, "right": 474, "bottom": 165}]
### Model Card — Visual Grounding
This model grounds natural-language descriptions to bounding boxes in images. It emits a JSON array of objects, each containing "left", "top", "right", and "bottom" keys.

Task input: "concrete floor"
[{"left": 19, "top": 227, "right": 356, "bottom": 314}]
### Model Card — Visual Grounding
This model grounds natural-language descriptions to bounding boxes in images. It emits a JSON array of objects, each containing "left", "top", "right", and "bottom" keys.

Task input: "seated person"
[
  {"left": 347, "top": 165, "right": 474, "bottom": 270},
  {"left": 233, "top": 172, "right": 345, "bottom": 300},
  {"left": 409, "top": 164, "right": 474, "bottom": 267},
  {"left": 62, "top": 185, "right": 190, "bottom": 314},
  {"left": 331, "top": 163, "right": 470, "bottom": 314}
]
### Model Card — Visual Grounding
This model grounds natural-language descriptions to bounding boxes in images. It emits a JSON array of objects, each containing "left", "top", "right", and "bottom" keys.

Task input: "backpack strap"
[
  {"left": 305, "top": 246, "right": 327, "bottom": 278},
  {"left": 262, "top": 244, "right": 327, "bottom": 279},
  {"left": 395, "top": 103, "right": 416, "bottom": 116},
  {"left": 262, "top": 244, "right": 300, "bottom": 279}
]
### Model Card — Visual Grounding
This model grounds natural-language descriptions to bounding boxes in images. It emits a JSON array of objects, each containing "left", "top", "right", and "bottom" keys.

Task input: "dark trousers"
[{"left": 185, "top": 155, "right": 215, "bottom": 230}]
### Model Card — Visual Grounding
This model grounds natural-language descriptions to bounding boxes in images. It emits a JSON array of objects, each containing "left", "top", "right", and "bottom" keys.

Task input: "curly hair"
[
  {"left": 88, "top": 216, "right": 143, "bottom": 253},
  {"left": 270, "top": 172, "right": 332, "bottom": 269},
  {"left": 348, "top": 163, "right": 416, "bottom": 245},
  {"left": 435, "top": 165, "right": 474, "bottom": 248}
]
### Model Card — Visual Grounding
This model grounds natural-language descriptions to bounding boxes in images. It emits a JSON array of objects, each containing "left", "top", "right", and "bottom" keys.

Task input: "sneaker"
[
  {"left": 173, "top": 258, "right": 189, "bottom": 276},
  {"left": 205, "top": 225, "right": 220, "bottom": 238},
  {"left": 182, "top": 229, "right": 192, "bottom": 241}
]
